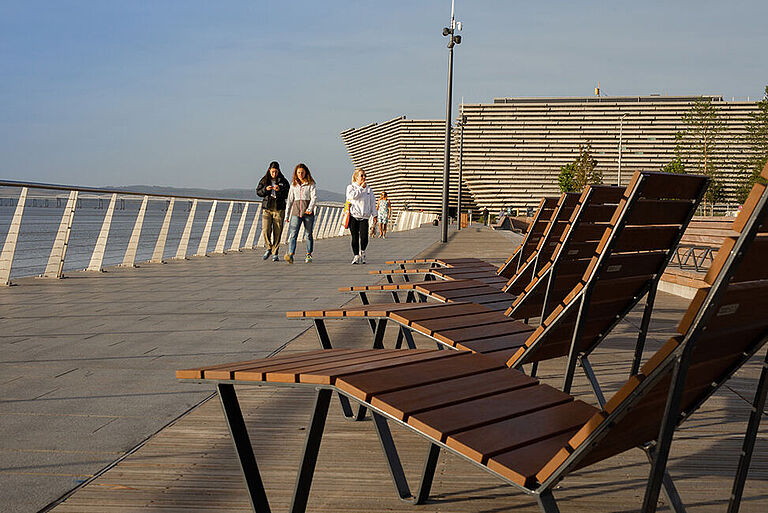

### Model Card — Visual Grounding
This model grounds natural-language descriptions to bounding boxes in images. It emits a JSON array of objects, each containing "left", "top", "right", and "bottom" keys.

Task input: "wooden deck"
[{"left": 49, "top": 228, "right": 768, "bottom": 512}]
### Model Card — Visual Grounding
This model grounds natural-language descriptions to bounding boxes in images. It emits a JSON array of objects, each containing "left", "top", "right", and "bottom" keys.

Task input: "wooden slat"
[
  {"left": 407, "top": 385, "right": 572, "bottom": 442},
  {"left": 445, "top": 400, "right": 598, "bottom": 463},
  {"left": 636, "top": 172, "right": 708, "bottom": 200},
  {"left": 388, "top": 302, "right": 490, "bottom": 325},
  {"left": 370, "top": 368, "right": 536, "bottom": 421}
]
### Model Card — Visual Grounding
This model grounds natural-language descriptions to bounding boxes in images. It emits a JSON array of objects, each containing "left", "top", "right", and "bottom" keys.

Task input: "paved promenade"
[
  {"left": 0, "top": 225, "right": 447, "bottom": 512},
  {"left": 3, "top": 225, "right": 767, "bottom": 512}
]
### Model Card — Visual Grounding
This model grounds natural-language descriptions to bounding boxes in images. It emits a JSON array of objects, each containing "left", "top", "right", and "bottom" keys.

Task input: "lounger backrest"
[
  {"left": 507, "top": 171, "right": 708, "bottom": 365},
  {"left": 496, "top": 197, "right": 559, "bottom": 278},
  {"left": 502, "top": 193, "right": 580, "bottom": 296},
  {"left": 536, "top": 166, "right": 768, "bottom": 487},
  {"left": 504, "top": 185, "right": 624, "bottom": 318}
]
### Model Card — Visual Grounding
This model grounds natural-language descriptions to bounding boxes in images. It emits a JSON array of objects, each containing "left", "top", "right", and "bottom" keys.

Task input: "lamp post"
[
  {"left": 618, "top": 113, "right": 627, "bottom": 186},
  {"left": 440, "top": 0, "right": 462, "bottom": 243},
  {"left": 456, "top": 114, "right": 467, "bottom": 230}
]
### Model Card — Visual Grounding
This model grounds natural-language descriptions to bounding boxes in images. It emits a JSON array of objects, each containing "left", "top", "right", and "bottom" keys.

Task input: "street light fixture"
[
  {"left": 440, "top": 0, "right": 462, "bottom": 243},
  {"left": 456, "top": 114, "right": 467, "bottom": 230}
]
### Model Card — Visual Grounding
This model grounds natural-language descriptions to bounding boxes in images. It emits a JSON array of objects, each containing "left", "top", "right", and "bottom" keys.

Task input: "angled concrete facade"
[{"left": 341, "top": 95, "right": 760, "bottom": 213}]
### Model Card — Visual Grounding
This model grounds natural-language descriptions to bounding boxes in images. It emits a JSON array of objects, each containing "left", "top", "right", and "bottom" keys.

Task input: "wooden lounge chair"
[
  {"left": 383, "top": 196, "right": 560, "bottom": 274},
  {"left": 342, "top": 194, "right": 579, "bottom": 306},
  {"left": 289, "top": 172, "right": 708, "bottom": 404},
  {"left": 177, "top": 169, "right": 768, "bottom": 513},
  {"left": 366, "top": 196, "right": 561, "bottom": 290}
]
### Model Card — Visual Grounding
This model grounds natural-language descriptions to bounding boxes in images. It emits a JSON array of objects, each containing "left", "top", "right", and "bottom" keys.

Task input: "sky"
[{"left": 1, "top": 1, "right": 767, "bottom": 194}]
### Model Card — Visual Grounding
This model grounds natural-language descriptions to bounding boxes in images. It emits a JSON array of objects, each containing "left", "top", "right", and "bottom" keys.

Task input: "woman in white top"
[
  {"left": 345, "top": 168, "right": 376, "bottom": 264},
  {"left": 284, "top": 163, "right": 318, "bottom": 264}
]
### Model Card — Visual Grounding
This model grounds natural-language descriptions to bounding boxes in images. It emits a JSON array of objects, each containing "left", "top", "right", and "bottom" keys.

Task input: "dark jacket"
[{"left": 256, "top": 175, "right": 290, "bottom": 211}]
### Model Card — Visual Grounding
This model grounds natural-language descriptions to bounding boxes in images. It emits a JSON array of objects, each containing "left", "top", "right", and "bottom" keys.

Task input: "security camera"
[
  {"left": 454, "top": 35, "right": 462, "bottom": 44},
  {"left": 442, "top": 27, "right": 451, "bottom": 36}
]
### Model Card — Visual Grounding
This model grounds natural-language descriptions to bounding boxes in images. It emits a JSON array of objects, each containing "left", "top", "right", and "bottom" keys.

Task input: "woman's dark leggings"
[{"left": 349, "top": 216, "right": 369, "bottom": 255}]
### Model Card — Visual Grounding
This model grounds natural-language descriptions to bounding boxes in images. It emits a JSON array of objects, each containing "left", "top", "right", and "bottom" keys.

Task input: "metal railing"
[{"left": 0, "top": 180, "right": 357, "bottom": 285}]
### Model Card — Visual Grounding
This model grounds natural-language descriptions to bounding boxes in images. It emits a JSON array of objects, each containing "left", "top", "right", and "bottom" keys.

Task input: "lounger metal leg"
[
  {"left": 417, "top": 292, "right": 428, "bottom": 303},
  {"left": 405, "top": 290, "right": 416, "bottom": 303},
  {"left": 642, "top": 354, "right": 691, "bottom": 513},
  {"left": 395, "top": 327, "right": 405, "bottom": 349},
  {"left": 631, "top": 283, "right": 658, "bottom": 377},
  {"left": 536, "top": 489, "right": 561, "bottom": 513},
  {"left": 217, "top": 383, "right": 272, "bottom": 513},
  {"left": 643, "top": 446, "right": 687, "bottom": 513},
  {"left": 313, "top": 319, "right": 332, "bottom": 349},
  {"left": 386, "top": 274, "right": 394, "bottom": 284},
  {"left": 562, "top": 295, "right": 589, "bottom": 394},
  {"left": 727, "top": 349, "right": 768, "bottom": 513},
  {"left": 372, "top": 412, "right": 440, "bottom": 504},
  {"left": 401, "top": 328, "right": 417, "bottom": 349},
  {"left": 391, "top": 290, "right": 401, "bottom": 303},
  {"left": 289, "top": 389, "right": 332, "bottom": 513},
  {"left": 358, "top": 292, "right": 378, "bottom": 333},
  {"left": 579, "top": 355, "right": 606, "bottom": 408},
  {"left": 372, "top": 318, "right": 387, "bottom": 349},
  {"left": 530, "top": 361, "right": 539, "bottom": 378}
]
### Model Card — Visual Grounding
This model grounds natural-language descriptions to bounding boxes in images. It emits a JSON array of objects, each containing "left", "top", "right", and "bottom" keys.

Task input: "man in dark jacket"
[{"left": 256, "top": 161, "right": 290, "bottom": 261}]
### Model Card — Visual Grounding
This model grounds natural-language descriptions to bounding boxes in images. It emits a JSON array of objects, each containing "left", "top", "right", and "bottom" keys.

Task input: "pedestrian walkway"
[
  {"left": 37, "top": 226, "right": 768, "bottom": 512},
  {"left": 0, "top": 224, "right": 450, "bottom": 513}
]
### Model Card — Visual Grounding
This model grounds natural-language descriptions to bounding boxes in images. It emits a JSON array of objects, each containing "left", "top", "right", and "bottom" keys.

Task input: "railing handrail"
[{"left": 0, "top": 179, "right": 341, "bottom": 206}]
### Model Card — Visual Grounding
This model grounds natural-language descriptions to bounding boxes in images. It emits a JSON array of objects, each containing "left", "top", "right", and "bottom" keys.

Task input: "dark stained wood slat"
[
  {"left": 407, "top": 385, "right": 573, "bottom": 442},
  {"left": 410, "top": 311, "right": 519, "bottom": 335},
  {"left": 429, "top": 285, "right": 505, "bottom": 300},
  {"left": 388, "top": 302, "right": 490, "bottom": 325},
  {"left": 202, "top": 349, "right": 372, "bottom": 380},
  {"left": 636, "top": 172, "right": 708, "bottom": 200},
  {"left": 446, "top": 400, "right": 598, "bottom": 463},
  {"left": 369, "top": 368, "right": 537, "bottom": 421},
  {"left": 336, "top": 352, "right": 505, "bottom": 401},
  {"left": 456, "top": 330, "right": 532, "bottom": 353},
  {"left": 487, "top": 431, "right": 577, "bottom": 487},
  {"left": 262, "top": 350, "right": 441, "bottom": 383},
  {"left": 300, "top": 351, "right": 458, "bottom": 392},
  {"left": 415, "top": 279, "right": 491, "bottom": 292},
  {"left": 432, "top": 319, "right": 531, "bottom": 345},
  {"left": 175, "top": 348, "right": 339, "bottom": 379}
]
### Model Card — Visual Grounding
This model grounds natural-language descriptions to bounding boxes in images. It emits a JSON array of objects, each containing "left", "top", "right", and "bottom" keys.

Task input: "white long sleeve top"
[
  {"left": 346, "top": 182, "right": 376, "bottom": 219},
  {"left": 285, "top": 182, "right": 317, "bottom": 216}
]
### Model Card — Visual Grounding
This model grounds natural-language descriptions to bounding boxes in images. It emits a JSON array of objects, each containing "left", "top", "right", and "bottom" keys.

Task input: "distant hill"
[{"left": 105, "top": 185, "right": 345, "bottom": 204}]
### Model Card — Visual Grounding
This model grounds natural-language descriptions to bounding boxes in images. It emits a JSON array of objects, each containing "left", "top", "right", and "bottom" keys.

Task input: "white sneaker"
[
  {"left": 360, "top": 251, "right": 366, "bottom": 264},
  {"left": 351, "top": 255, "right": 360, "bottom": 264}
]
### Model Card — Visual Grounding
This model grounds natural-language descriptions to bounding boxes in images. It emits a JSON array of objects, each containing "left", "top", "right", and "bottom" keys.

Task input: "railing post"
[
  {"left": 336, "top": 209, "right": 347, "bottom": 237},
  {"left": 121, "top": 195, "right": 149, "bottom": 268},
  {"left": 329, "top": 208, "right": 342, "bottom": 238},
  {"left": 174, "top": 199, "right": 197, "bottom": 259},
  {"left": 246, "top": 204, "right": 262, "bottom": 249},
  {"left": 196, "top": 200, "right": 217, "bottom": 256},
  {"left": 314, "top": 207, "right": 327, "bottom": 239},
  {"left": 322, "top": 208, "right": 336, "bottom": 238},
  {"left": 151, "top": 197, "right": 175, "bottom": 264},
  {"left": 230, "top": 203, "right": 249, "bottom": 251},
  {"left": 43, "top": 190, "right": 78, "bottom": 279},
  {"left": 87, "top": 193, "right": 117, "bottom": 271},
  {"left": 0, "top": 187, "right": 28, "bottom": 285},
  {"left": 214, "top": 201, "right": 235, "bottom": 254}
]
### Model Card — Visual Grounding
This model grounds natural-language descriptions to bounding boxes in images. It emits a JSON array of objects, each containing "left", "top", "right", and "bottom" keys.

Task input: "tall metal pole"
[
  {"left": 457, "top": 119, "right": 465, "bottom": 230},
  {"left": 440, "top": 0, "right": 461, "bottom": 243},
  {"left": 441, "top": 46, "right": 454, "bottom": 242}
]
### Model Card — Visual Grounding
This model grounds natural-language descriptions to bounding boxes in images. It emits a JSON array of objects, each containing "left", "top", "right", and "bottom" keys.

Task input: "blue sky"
[{"left": 1, "top": 1, "right": 766, "bottom": 194}]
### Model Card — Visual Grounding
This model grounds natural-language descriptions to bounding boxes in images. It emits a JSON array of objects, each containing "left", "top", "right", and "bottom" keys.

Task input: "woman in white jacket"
[
  {"left": 345, "top": 168, "right": 376, "bottom": 264},
  {"left": 284, "top": 163, "right": 318, "bottom": 264}
]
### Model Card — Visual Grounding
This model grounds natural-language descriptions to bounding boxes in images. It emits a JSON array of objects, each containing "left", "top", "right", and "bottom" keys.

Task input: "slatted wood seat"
[
  {"left": 177, "top": 164, "right": 768, "bottom": 513},
  {"left": 361, "top": 197, "right": 560, "bottom": 289},
  {"left": 289, "top": 172, "right": 707, "bottom": 405}
]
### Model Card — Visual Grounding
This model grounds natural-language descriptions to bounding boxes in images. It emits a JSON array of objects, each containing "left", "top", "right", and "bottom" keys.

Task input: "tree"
[
  {"left": 558, "top": 143, "right": 601, "bottom": 192},
  {"left": 736, "top": 85, "right": 768, "bottom": 202},
  {"left": 677, "top": 97, "right": 724, "bottom": 214},
  {"left": 558, "top": 162, "right": 577, "bottom": 192},
  {"left": 661, "top": 156, "right": 686, "bottom": 174}
]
